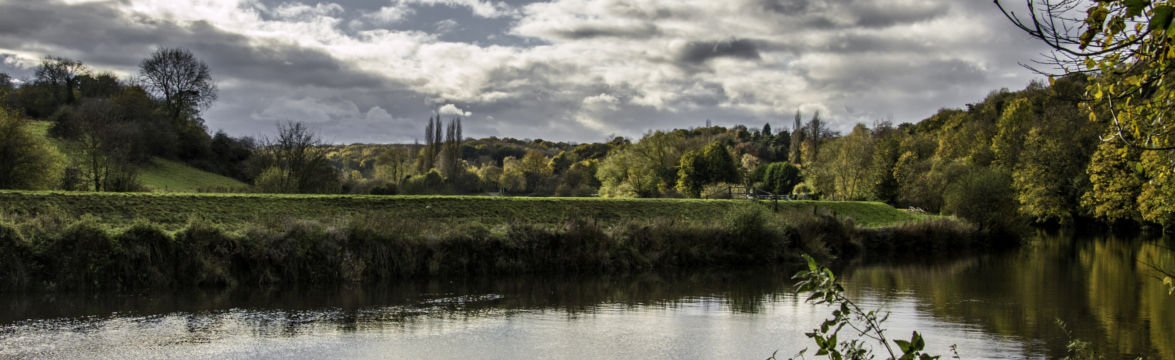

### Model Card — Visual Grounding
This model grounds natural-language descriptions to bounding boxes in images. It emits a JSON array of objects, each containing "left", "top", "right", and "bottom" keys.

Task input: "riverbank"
[
  {"left": 0, "top": 192, "right": 984, "bottom": 290},
  {"left": 0, "top": 191, "right": 930, "bottom": 229}
]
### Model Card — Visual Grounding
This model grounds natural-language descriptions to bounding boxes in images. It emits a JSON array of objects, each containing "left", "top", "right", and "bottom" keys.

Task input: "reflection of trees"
[
  {"left": 2, "top": 270, "right": 796, "bottom": 335},
  {"left": 842, "top": 232, "right": 1175, "bottom": 359},
  {"left": 1139, "top": 241, "right": 1175, "bottom": 360}
]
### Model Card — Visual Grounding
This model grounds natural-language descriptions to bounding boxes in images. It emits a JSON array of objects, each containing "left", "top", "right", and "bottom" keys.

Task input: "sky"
[{"left": 0, "top": 0, "right": 1049, "bottom": 144}]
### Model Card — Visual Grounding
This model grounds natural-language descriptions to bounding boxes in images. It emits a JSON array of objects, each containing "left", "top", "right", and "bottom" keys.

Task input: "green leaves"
[
  {"left": 895, "top": 332, "right": 934, "bottom": 360},
  {"left": 1126, "top": 0, "right": 1151, "bottom": 18},
  {"left": 1149, "top": 5, "right": 1174, "bottom": 33},
  {"left": 790, "top": 255, "right": 947, "bottom": 360}
]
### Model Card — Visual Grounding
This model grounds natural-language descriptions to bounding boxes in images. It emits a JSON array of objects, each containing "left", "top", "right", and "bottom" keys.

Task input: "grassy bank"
[
  {"left": 0, "top": 192, "right": 983, "bottom": 291},
  {"left": 0, "top": 191, "right": 927, "bottom": 230}
]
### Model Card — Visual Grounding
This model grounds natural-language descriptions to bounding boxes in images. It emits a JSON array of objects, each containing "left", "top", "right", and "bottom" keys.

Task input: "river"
[{"left": 1, "top": 231, "right": 1172, "bottom": 359}]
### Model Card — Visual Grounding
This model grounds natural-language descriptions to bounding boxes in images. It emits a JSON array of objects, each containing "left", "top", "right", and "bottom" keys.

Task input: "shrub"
[
  {"left": 254, "top": 166, "right": 294, "bottom": 193},
  {"left": 761, "top": 162, "right": 802, "bottom": 195},
  {"left": 39, "top": 217, "right": 118, "bottom": 289},
  {"left": 174, "top": 218, "right": 240, "bottom": 286},
  {"left": 115, "top": 221, "right": 178, "bottom": 287},
  {"left": 0, "top": 221, "right": 34, "bottom": 288},
  {"left": 943, "top": 167, "right": 1022, "bottom": 234},
  {"left": 0, "top": 107, "right": 65, "bottom": 189}
]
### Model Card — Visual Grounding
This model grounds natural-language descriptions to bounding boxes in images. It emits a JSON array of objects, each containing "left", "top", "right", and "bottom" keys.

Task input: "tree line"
[{"left": 2, "top": 46, "right": 1173, "bottom": 233}]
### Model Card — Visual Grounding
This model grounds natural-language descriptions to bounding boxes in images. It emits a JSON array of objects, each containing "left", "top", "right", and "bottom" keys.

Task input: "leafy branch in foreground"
[{"left": 772, "top": 255, "right": 948, "bottom": 360}]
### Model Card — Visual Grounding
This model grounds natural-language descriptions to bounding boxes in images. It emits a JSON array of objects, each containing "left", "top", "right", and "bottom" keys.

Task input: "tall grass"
[{"left": 0, "top": 208, "right": 991, "bottom": 291}]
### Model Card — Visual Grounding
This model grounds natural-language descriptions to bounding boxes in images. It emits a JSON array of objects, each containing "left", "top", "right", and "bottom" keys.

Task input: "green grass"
[
  {"left": 0, "top": 191, "right": 928, "bottom": 231},
  {"left": 28, "top": 121, "right": 247, "bottom": 193},
  {"left": 138, "top": 158, "right": 247, "bottom": 192},
  {"left": 770, "top": 200, "right": 937, "bottom": 228}
]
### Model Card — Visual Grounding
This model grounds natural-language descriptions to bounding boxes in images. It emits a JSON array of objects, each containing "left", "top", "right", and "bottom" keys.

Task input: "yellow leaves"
[
  {"left": 1085, "top": 57, "right": 1099, "bottom": 70},
  {"left": 1090, "top": 111, "right": 1099, "bottom": 123},
  {"left": 1165, "top": 276, "right": 1174, "bottom": 295}
]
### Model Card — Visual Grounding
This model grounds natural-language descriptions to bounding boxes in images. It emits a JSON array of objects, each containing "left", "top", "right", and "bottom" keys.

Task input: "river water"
[{"left": 1, "top": 231, "right": 1172, "bottom": 359}]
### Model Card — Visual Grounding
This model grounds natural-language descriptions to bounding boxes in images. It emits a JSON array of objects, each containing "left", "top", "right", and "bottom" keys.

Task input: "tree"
[
  {"left": 789, "top": 110, "right": 805, "bottom": 166},
  {"left": 548, "top": 150, "right": 575, "bottom": 175},
  {"left": 676, "top": 141, "right": 739, "bottom": 198},
  {"left": 997, "top": 0, "right": 1175, "bottom": 149},
  {"left": 35, "top": 56, "right": 87, "bottom": 106},
  {"left": 477, "top": 164, "right": 503, "bottom": 192},
  {"left": 809, "top": 124, "right": 875, "bottom": 201},
  {"left": 991, "top": 98, "right": 1034, "bottom": 170},
  {"left": 255, "top": 122, "right": 339, "bottom": 194},
  {"left": 1138, "top": 150, "right": 1175, "bottom": 226},
  {"left": 868, "top": 123, "right": 902, "bottom": 204},
  {"left": 139, "top": 48, "right": 217, "bottom": 122},
  {"left": 0, "top": 73, "right": 14, "bottom": 97},
  {"left": 499, "top": 156, "right": 527, "bottom": 193},
  {"left": 943, "top": 166, "right": 1020, "bottom": 233},
  {"left": 418, "top": 114, "right": 444, "bottom": 173},
  {"left": 436, "top": 116, "right": 464, "bottom": 179},
  {"left": 68, "top": 99, "right": 140, "bottom": 192},
  {"left": 77, "top": 73, "right": 122, "bottom": 99},
  {"left": 0, "top": 107, "right": 64, "bottom": 189},
  {"left": 596, "top": 145, "right": 658, "bottom": 197},
  {"left": 761, "top": 162, "right": 802, "bottom": 196},
  {"left": 375, "top": 146, "right": 411, "bottom": 185}
]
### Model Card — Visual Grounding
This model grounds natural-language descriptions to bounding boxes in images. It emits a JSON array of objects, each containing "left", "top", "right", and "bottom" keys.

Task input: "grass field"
[
  {"left": 137, "top": 158, "right": 248, "bottom": 192},
  {"left": 771, "top": 200, "right": 935, "bottom": 227},
  {"left": 0, "top": 191, "right": 928, "bottom": 230}
]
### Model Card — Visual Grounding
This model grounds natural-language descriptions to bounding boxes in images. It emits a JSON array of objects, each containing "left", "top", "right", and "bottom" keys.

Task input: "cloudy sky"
[{"left": 0, "top": 0, "right": 1047, "bottom": 144}]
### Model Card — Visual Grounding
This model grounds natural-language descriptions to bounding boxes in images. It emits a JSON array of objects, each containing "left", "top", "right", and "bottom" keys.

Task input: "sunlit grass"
[
  {"left": 0, "top": 191, "right": 928, "bottom": 232},
  {"left": 138, "top": 158, "right": 247, "bottom": 192}
]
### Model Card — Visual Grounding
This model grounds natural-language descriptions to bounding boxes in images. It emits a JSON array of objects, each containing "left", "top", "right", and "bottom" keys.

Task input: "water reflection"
[
  {"left": 0, "top": 233, "right": 1172, "bottom": 359},
  {"left": 843, "top": 231, "right": 1175, "bottom": 359}
]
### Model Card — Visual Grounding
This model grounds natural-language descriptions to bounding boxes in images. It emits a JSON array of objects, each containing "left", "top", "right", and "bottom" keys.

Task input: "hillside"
[
  {"left": 28, "top": 121, "right": 248, "bottom": 192},
  {"left": 137, "top": 158, "right": 247, "bottom": 192}
]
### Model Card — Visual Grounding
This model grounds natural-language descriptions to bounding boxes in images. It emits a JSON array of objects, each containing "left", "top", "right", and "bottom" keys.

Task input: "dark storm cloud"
[
  {"left": 679, "top": 39, "right": 761, "bottom": 64},
  {"left": 552, "top": 23, "right": 662, "bottom": 40},
  {"left": 848, "top": 2, "right": 949, "bottom": 28},
  {"left": 757, "top": 0, "right": 811, "bottom": 14},
  {"left": 0, "top": 0, "right": 385, "bottom": 89},
  {"left": 182, "top": 24, "right": 384, "bottom": 89}
]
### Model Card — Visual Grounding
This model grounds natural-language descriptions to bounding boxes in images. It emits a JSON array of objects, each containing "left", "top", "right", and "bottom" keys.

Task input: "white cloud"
[
  {"left": 272, "top": 2, "right": 344, "bottom": 20},
  {"left": 582, "top": 93, "right": 619, "bottom": 108},
  {"left": 437, "top": 103, "right": 471, "bottom": 117},
  {"left": 362, "top": 4, "right": 414, "bottom": 25},
  {"left": 0, "top": 0, "right": 1050, "bottom": 142}
]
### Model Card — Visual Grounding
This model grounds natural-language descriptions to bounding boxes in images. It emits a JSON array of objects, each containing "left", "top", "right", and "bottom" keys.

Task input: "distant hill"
[{"left": 29, "top": 121, "right": 249, "bottom": 192}]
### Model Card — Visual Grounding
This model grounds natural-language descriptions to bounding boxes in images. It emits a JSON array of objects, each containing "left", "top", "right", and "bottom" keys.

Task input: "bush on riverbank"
[{"left": 0, "top": 208, "right": 989, "bottom": 291}]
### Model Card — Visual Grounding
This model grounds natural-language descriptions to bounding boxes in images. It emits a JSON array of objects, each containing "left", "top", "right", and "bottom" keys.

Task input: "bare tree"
[
  {"left": 139, "top": 48, "right": 217, "bottom": 122},
  {"left": 71, "top": 99, "right": 138, "bottom": 191},
  {"left": 35, "top": 56, "right": 87, "bottom": 105},
  {"left": 256, "top": 122, "right": 339, "bottom": 193}
]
